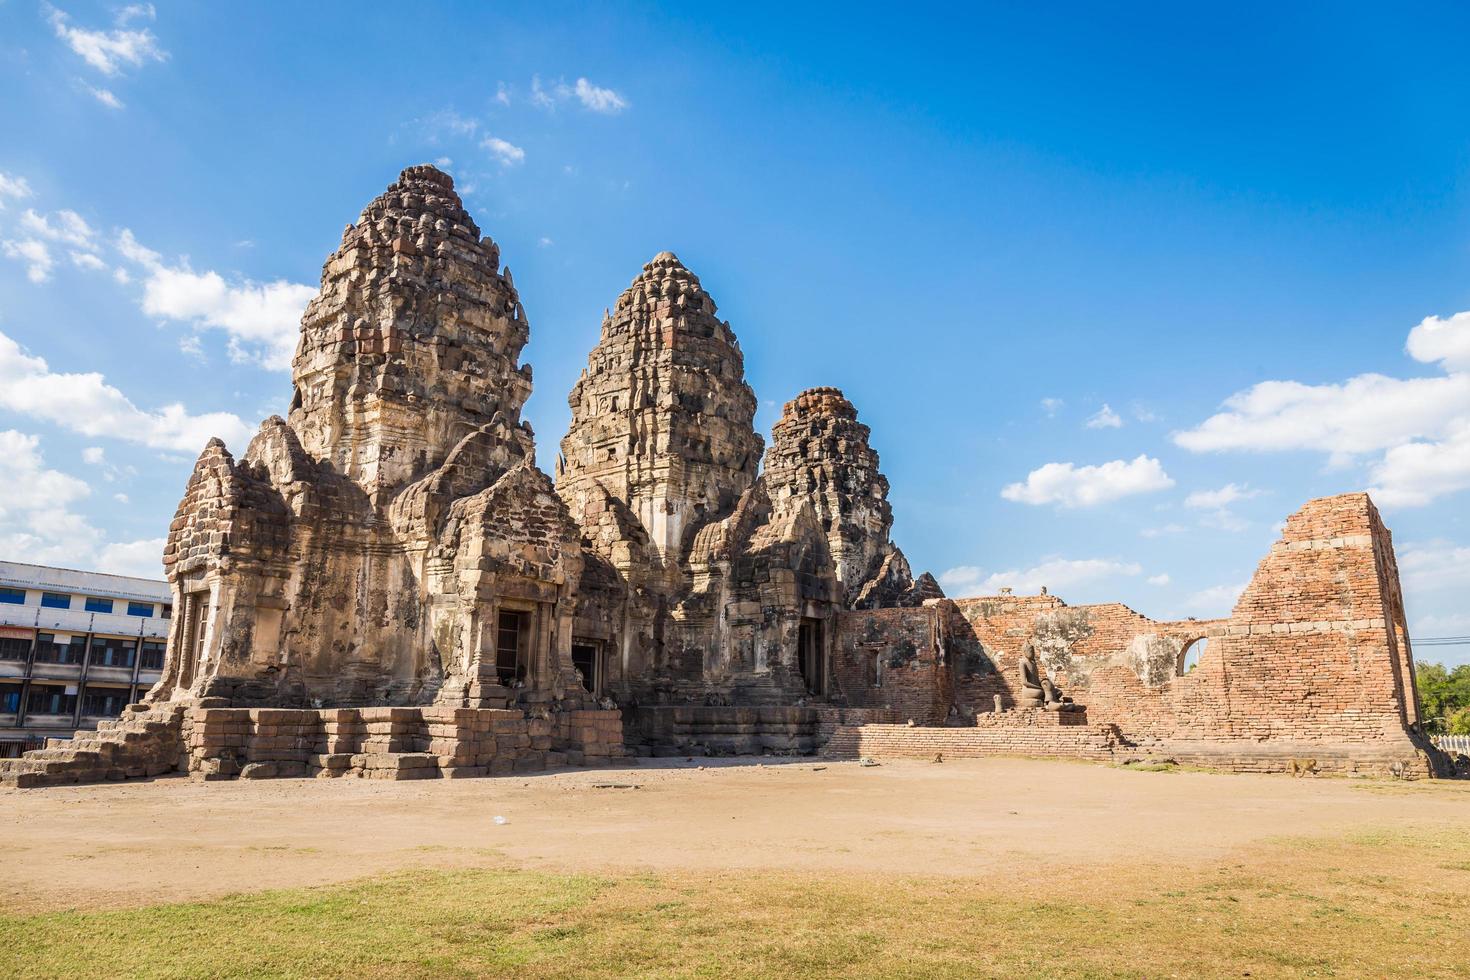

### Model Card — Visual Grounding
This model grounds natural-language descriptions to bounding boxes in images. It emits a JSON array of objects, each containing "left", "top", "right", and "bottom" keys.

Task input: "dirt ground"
[{"left": 3, "top": 756, "right": 1467, "bottom": 914}]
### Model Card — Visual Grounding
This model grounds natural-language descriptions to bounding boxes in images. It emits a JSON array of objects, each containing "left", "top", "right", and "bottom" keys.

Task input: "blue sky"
[{"left": 1, "top": 2, "right": 1468, "bottom": 666}]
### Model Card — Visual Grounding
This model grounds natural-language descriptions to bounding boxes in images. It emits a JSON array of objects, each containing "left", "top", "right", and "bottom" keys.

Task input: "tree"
[{"left": 1416, "top": 661, "right": 1470, "bottom": 734}]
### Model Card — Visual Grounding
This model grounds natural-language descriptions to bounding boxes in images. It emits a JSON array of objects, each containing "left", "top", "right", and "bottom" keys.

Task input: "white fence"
[{"left": 1433, "top": 735, "right": 1470, "bottom": 756}]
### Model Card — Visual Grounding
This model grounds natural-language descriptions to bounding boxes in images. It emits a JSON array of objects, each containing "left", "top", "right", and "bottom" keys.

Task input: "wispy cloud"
[
  {"left": 1085, "top": 403, "right": 1122, "bottom": 429},
  {"left": 531, "top": 74, "right": 628, "bottom": 114},
  {"left": 0, "top": 173, "right": 33, "bottom": 209},
  {"left": 46, "top": 3, "right": 167, "bottom": 76},
  {"left": 83, "top": 83, "right": 124, "bottom": 109},
  {"left": 481, "top": 135, "right": 526, "bottom": 167},
  {"left": 940, "top": 557, "right": 1143, "bottom": 597}
]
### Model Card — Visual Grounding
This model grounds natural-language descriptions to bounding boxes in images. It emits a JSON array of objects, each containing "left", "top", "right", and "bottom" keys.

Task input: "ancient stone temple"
[{"left": 0, "top": 163, "right": 1450, "bottom": 786}]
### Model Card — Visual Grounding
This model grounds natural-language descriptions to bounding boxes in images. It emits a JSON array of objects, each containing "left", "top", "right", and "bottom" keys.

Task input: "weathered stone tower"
[
  {"left": 765, "top": 386, "right": 936, "bottom": 608},
  {"left": 154, "top": 165, "right": 590, "bottom": 714},
  {"left": 557, "top": 251, "right": 763, "bottom": 586},
  {"left": 290, "top": 164, "right": 533, "bottom": 503}
]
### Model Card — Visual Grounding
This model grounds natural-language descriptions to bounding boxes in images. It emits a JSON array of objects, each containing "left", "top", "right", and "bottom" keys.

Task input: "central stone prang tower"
[
  {"left": 155, "top": 165, "right": 594, "bottom": 716},
  {"left": 289, "top": 164, "right": 533, "bottom": 505},
  {"left": 556, "top": 251, "right": 764, "bottom": 585}
]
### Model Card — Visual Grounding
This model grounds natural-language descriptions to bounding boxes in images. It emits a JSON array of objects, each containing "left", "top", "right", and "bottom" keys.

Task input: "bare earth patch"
[{"left": 3, "top": 758, "right": 1467, "bottom": 977}]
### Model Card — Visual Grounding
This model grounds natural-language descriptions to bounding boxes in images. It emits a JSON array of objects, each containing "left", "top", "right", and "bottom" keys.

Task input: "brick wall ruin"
[{"left": 826, "top": 494, "right": 1446, "bottom": 776}]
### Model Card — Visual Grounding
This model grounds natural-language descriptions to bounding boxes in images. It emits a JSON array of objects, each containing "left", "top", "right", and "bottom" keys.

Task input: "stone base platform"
[
  {"left": 186, "top": 705, "right": 626, "bottom": 780},
  {"left": 822, "top": 711, "right": 1450, "bottom": 778},
  {"left": 626, "top": 705, "right": 904, "bottom": 757},
  {"left": 824, "top": 717, "right": 1122, "bottom": 764}
]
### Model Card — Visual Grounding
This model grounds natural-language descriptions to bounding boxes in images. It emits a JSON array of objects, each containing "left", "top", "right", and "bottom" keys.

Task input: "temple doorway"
[{"left": 798, "top": 617, "right": 826, "bottom": 696}]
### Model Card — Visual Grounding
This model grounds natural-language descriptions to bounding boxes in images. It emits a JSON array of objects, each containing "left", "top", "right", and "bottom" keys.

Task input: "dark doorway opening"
[
  {"left": 798, "top": 617, "right": 825, "bottom": 696},
  {"left": 571, "top": 641, "right": 601, "bottom": 696},
  {"left": 496, "top": 611, "right": 527, "bottom": 685}
]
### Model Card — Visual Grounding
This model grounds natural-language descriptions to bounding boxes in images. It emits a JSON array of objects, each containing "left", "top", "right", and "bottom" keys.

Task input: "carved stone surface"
[
  {"left": 764, "top": 386, "right": 932, "bottom": 608},
  {"left": 557, "top": 251, "right": 762, "bottom": 584}
]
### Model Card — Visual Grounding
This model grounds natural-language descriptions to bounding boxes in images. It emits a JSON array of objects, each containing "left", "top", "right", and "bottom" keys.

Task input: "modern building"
[{"left": 0, "top": 561, "right": 170, "bottom": 757}]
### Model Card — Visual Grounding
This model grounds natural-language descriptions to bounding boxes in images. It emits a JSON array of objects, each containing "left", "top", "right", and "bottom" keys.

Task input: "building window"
[
  {"left": 89, "top": 637, "right": 136, "bottom": 669},
  {"left": 495, "top": 611, "right": 527, "bottom": 685},
  {"left": 126, "top": 601, "right": 155, "bottom": 618},
  {"left": 139, "top": 641, "right": 165, "bottom": 671},
  {"left": 0, "top": 587, "right": 24, "bottom": 605},
  {"left": 0, "top": 637, "right": 29, "bottom": 661},
  {"left": 27, "top": 685, "right": 76, "bottom": 716},
  {"left": 84, "top": 596, "right": 115, "bottom": 614},
  {"left": 40, "top": 592, "right": 71, "bottom": 610},
  {"left": 34, "top": 633, "right": 85, "bottom": 665},
  {"left": 81, "top": 687, "right": 131, "bottom": 717},
  {"left": 0, "top": 683, "right": 22, "bottom": 713},
  {"left": 572, "top": 641, "right": 602, "bottom": 696},
  {"left": 161, "top": 604, "right": 173, "bottom": 620}
]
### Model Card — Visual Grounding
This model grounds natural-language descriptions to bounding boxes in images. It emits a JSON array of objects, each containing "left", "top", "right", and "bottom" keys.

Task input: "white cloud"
[
  {"left": 115, "top": 228, "right": 315, "bottom": 371},
  {"left": 1140, "top": 523, "right": 1187, "bottom": 538},
  {"left": 1001, "top": 454, "right": 1174, "bottom": 508},
  {"left": 47, "top": 4, "right": 167, "bottom": 75},
  {"left": 537, "top": 236, "right": 554, "bottom": 248},
  {"left": 112, "top": 492, "right": 129, "bottom": 504},
  {"left": 1397, "top": 540, "right": 1470, "bottom": 600},
  {"left": 1176, "top": 310, "right": 1470, "bottom": 507},
  {"left": 0, "top": 329, "right": 251, "bottom": 451},
  {"left": 1181, "top": 580, "right": 1248, "bottom": 617},
  {"left": 572, "top": 77, "right": 627, "bottom": 114},
  {"left": 0, "top": 433, "right": 163, "bottom": 575},
  {"left": 96, "top": 537, "right": 164, "bottom": 578},
  {"left": 81, "top": 446, "right": 105, "bottom": 465},
  {"left": 1184, "top": 483, "right": 1262, "bottom": 509},
  {"left": 530, "top": 75, "right": 628, "bottom": 114},
  {"left": 116, "top": 3, "right": 156, "bottom": 25},
  {"left": 0, "top": 173, "right": 33, "bottom": 208},
  {"left": 1040, "top": 397, "right": 1064, "bottom": 417},
  {"left": 1147, "top": 573, "right": 1171, "bottom": 586},
  {"left": 940, "top": 558, "right": 1143, "bottom": 597},
  {"left": 481, "top": 136, "right": 525, "bottom": 167},
  {"left": 70, "top": 250, "right": 107, "bottom": 271},
  {"left": 494, "top": 82, "right": 510, "bottom": 106},
  {"left": 2, "top": 239, "right": 54, "bottom": 282},
  {"left": 1406, "top": 311, "right": 1470, "bottom": 373},
  {"left": 19, "top": 208, "right": 98, "bottom": 248},
  {"left": 1174, "top": 372, "right": 1470, "bottom": 458},
  {"left": 0, "top": 430, "right": 98, "bottom": 568},
  {"left": 84, "top": 83, "right": 124, "bottom": 109},
  {"left": 1085, "top": 403, "right": 1122, "bottom": 429},
  {"left": 1369, "top": 421, "right": 1470, "bottom": 507}
]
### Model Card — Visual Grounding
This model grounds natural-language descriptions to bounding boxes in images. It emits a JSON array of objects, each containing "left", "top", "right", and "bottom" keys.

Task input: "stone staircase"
[{"left": 0, "top": 703, "right": 187, "bottom": 788}]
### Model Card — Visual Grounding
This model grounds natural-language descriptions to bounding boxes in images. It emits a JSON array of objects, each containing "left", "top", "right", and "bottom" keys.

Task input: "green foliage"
[{"left": 1416, "top": 660, "right": 1470, "bottom": 733}]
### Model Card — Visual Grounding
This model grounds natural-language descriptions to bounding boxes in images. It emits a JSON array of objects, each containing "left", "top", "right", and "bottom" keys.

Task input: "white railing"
[{"left": 1433, "top": 735, "right": 1470, "bottom": 756}]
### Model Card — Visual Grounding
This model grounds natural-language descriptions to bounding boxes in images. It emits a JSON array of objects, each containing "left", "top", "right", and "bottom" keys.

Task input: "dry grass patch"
[{"left": 3, "top": 826, "right": 1467, "bottom": 978}]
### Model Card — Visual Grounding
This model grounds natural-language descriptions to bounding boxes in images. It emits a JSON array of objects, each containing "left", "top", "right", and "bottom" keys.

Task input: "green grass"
[{"left": 4, "top": 829, "right": 1469, "bottom": 978}]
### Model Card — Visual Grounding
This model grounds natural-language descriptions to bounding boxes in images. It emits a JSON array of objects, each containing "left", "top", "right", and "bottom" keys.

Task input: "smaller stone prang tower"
[{"left": 765, "top": 387, "right": 894, "bottom": 603}]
